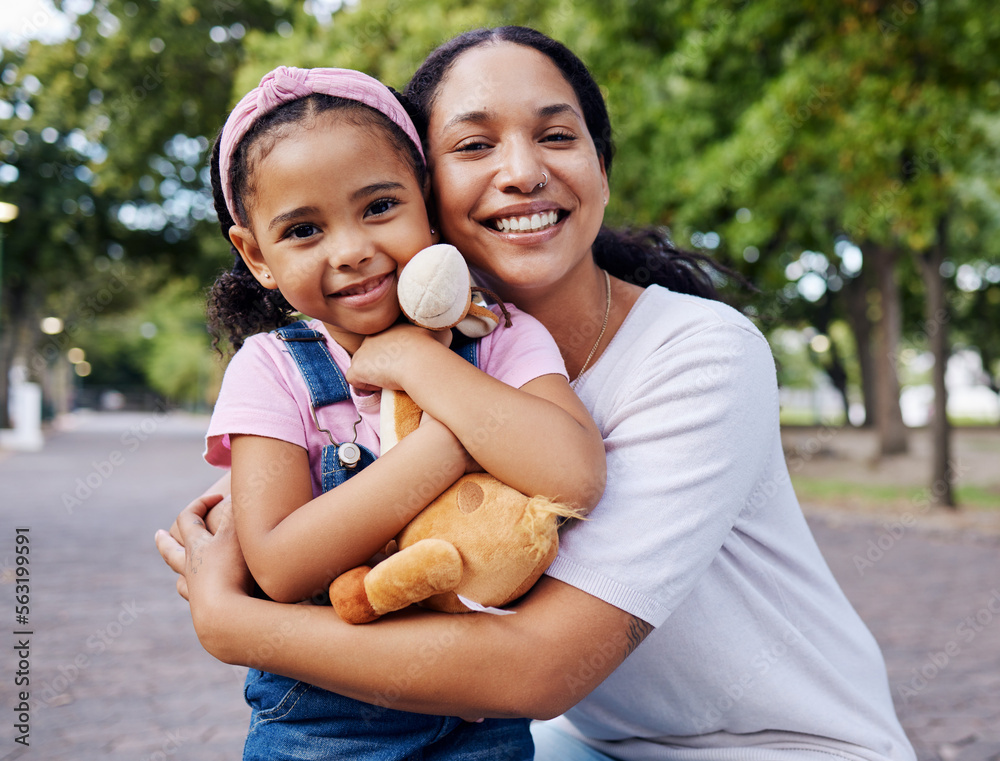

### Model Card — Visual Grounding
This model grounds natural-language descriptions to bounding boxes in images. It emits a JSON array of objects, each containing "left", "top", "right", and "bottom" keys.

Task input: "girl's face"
[
  {"left": 426, "top": 42, "right": 609, "bottom": 302},
  {"left": 229, "top": 111, "right": 435, "bottom": 353}
]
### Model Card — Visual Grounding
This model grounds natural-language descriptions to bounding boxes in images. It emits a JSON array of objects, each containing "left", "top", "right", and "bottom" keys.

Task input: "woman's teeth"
[{"left": 494, "top": 210, "right": 559, "bottom": 232}]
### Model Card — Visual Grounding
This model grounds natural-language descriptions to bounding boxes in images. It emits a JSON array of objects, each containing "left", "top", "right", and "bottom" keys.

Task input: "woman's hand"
[
  {"left": 166, "top": 493, "right": 230, "bottom": 555},
  {"left": 155, "top": 494, "right": 253, "bottom": 605},
  {"left": 347, "top": 323, "right": 451, "bottom": 393}
]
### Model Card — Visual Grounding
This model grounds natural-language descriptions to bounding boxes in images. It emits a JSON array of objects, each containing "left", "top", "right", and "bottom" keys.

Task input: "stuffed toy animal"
[{"left": 329, "top": 244, "right": 580, "bottom": 624}]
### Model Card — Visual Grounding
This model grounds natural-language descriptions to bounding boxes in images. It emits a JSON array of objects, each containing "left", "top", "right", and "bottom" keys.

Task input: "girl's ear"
[{"left": 229, "top": 226, "right": 277, "bottom": 289}]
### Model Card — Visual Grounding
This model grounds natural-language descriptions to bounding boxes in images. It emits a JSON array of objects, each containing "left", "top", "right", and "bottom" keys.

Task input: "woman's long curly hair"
[
  {"left": 205, "top": 92, "right": 426, "bottom": 353},
  {"left": 405, "top": 26, "right": 742, "bottom": 301}
]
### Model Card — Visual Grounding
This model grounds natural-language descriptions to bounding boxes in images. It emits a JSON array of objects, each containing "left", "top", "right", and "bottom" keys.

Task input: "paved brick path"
[
  {"left": 0, "top": 411, "right": 249, "bottom": 760},
  {"left": 1, "top": 412, "right": 997, "bottom": 760},
  {"left": 808, "top": 510, "right": 1000, "bottom": 761}
]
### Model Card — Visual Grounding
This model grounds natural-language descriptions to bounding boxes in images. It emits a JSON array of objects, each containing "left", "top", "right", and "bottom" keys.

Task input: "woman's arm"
[
  {"left": 157, "top": 497, "right": 651, "bottom": 719},
  {"left": 348, "top": 324, "right": 606, "bottom": 512},
  {"left": 230, "top": 415, "right": 470, "bottom": 604}
]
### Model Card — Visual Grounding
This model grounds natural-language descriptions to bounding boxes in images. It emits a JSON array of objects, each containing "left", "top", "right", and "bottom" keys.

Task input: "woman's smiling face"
[{"left": 426, "top": 42, "right": 609, "bottom": 301}]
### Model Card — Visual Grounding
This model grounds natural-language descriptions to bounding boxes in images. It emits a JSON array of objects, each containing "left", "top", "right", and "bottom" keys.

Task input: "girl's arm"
[
  {"left": 157, "top": 497, "right": 650, "bottom": 720},
  {"left": 348, "top": 324, "right": 606, "bottom": 512},
  {"left": 230, "top": 414, "right": 470, "bottom": 604}
]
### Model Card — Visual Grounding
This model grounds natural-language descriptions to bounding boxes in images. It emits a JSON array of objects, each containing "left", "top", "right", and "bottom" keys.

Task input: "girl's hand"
[
  {"left": 155, "top": 494, "right": 253, "bottom": 604},
  {"left": 347, "top": 323, "right": 451, "bottom": 393}
]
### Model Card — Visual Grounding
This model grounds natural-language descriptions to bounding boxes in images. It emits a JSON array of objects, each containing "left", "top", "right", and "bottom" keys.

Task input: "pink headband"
[{"left": 218, "top": 66, "right": 425, "bottom": 225}]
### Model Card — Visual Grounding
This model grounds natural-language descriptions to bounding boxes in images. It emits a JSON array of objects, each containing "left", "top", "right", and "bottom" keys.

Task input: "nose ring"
[{"left": 538, "top": 172, "right": 548, "bottom": 189}]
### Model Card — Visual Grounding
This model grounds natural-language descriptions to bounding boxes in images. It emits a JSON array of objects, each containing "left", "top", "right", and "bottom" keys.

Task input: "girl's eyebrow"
[
  {"left": 266, "top": 182, "right": 407, "bottom": 231},
  {"left": 441, "top": 103, "right": 582, "bottom": 132},
  {"left": 350, "top": 181, "right": 406, "bottom": 202},
  {"left": 268, "top": 206, "right": 319, "bottom": 232}
]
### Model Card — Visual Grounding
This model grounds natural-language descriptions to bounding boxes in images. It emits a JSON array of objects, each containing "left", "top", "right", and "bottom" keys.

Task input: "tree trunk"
[
  {"left": 0, "top": 285, "right": 24, "bottom": 430},
  {"left": 0, "top": 327, "right": 11, "bottom": 429},
  {"left": 980, "top": 346, "right": 1000, "bottom": 428},
  {"left": 825, "top": 341, "right": 851, "bottom": 424},
  {"left": 870, "top": 244, "right": 908, "bottom": 456},
  {"left": 919, "top": 219, "right": 955, "bottom": 508},
  {"left": 812, "top": 290, "right": 851, "bottom": 425},
  {"left": 843, "top": 269, "right": 876, "bottom": 427}
]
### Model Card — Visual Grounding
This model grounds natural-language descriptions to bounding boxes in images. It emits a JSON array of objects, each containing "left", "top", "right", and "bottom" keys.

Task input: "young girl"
[{"left": 201, "top": 66, "right": 605, "bottom": 760}]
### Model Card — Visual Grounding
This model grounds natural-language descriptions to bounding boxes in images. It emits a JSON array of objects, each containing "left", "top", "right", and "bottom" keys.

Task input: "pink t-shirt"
[{"left": 205, "top": 304, "right": 567, "bottom": 497}]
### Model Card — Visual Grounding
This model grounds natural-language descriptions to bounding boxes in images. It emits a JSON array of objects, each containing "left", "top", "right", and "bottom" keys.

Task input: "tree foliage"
[{"left": 0, "top": 0, "right": 997, "bottom": 455}]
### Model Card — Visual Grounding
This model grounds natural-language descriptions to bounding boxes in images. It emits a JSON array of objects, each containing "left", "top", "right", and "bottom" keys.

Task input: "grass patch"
[
  {"left": 779, "top": 409, "right": 846, "bottom": 426},
  {"left": 790, "top": 477, "right": 1000, "bottom": 511}
]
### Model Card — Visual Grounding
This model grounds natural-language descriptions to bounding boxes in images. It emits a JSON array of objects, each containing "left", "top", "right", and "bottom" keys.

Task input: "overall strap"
[
  {"left": 274, "top": 320, "right": 375, "bottom": 492},
  {"left": 274, "top": 321, "right": 351, "bottom": 408},
  {"left": 321, "top": 445, "right": 376, "bottom": 490},
  {"left": 451, "top": 333, "right": 480, "bottom": 368}
]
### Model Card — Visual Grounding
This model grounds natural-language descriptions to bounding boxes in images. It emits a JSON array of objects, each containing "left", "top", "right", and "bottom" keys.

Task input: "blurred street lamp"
[{"left": 40, "top": 316, "right": 64, "bottom": 335}]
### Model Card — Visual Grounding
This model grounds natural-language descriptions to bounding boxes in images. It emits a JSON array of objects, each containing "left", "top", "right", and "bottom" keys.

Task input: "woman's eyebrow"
[
  {"left": 441, "top": 109, "right": 493, "bottom": 132},
  {"left": 441, "top": 103, "right": 582, "bottom": 132},
  {"left": 537, "top": 103, "right": 582, "bottom": 121}
]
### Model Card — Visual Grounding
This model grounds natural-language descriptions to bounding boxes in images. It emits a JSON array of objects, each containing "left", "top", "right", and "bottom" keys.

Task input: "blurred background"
[
  {"left": 1, "top": 4, "right": 999, "bottom": 758},
  {"left": 0, "top": 0, "right": 998, "bottom": 509}
]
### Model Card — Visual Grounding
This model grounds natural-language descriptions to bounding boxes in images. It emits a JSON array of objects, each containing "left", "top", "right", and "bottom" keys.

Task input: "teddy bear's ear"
[{"left": 455, "top": 301, "right": 500, "bottom": 338}]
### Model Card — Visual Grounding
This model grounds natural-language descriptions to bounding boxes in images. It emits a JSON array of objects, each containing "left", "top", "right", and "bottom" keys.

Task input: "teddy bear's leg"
[{"left": 330, "top": 539, "right": 463, "bottom": 624}]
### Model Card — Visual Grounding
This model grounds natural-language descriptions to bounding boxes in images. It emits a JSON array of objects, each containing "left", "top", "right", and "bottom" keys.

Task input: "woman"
[{"left": 159, "top": 26, "right": 915, "bottom": 761}]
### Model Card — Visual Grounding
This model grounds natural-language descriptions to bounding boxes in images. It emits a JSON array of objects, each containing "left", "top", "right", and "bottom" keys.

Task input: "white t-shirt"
[{"left": 544, "top": 285, "right": 914, "bottom": 761}]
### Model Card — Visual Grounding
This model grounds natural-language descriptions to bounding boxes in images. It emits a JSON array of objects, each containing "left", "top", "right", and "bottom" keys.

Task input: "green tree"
[
  {"left": 0, "top": 0, "right": 293, "bottom": 419},
  {"left": 608, "top": 0, "right": 1000, "bottom": 505}
]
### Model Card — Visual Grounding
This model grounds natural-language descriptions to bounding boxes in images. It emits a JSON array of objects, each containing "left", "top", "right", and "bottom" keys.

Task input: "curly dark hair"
[
  {"left": 405, "top": 26, "right": 739, "bottom": 300},
  {"left": 206, "top": 91, "right": 427, "bottom": 353}
]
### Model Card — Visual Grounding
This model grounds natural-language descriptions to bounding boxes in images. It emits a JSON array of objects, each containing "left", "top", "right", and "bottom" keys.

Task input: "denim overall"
[{"left": 242, "top": 321, "right": 533, "bottom": 761}]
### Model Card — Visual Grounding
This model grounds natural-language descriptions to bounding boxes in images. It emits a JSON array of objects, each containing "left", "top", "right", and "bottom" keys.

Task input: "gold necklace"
[{"left": 575, "top": 269, "right": 611, "bottom": 382}]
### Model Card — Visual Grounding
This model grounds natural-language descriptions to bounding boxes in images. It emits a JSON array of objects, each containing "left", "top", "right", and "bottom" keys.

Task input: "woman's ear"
[
  {"left": 598, "top": 155, "right": 610, "bottom": 207},
  {"left": 423, "top": 180, "right": 441, "bottom": 243},
  {"left": 229, "top": 226, "right": 277, "bottom": 289}
]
